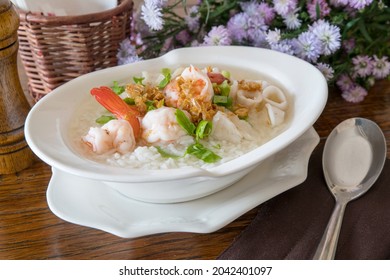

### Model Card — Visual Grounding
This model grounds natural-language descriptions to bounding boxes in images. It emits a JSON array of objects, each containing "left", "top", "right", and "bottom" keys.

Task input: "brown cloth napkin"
[{"left": 218, "top": 144, "right": 390, "bottom": 260}]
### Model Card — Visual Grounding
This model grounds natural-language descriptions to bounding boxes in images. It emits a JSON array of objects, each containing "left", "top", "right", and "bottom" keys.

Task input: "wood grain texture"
[
  {"left": 0, "top": 0, "right": 34, "bottom": 174},
  {"left": 0, "top": 79, "right": 389, "bottom": 259}
]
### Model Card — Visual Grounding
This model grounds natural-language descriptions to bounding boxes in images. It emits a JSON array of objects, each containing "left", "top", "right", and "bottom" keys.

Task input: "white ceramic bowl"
[{"left": 25, "top": 46, "right": 327, "bottom": 203}]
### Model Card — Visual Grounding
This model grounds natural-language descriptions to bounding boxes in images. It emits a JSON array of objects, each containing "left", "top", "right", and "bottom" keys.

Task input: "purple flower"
[
  {"left": 307, "top": 0, "right": 331, "bottom": 20},
  {"left": 117, "top": 39, "right": 142, "bottom": 65},
  {"left": 157, "top": 0, "right": 168, "bottom": 7},
  {"left": 341, "top": 84, "right": 368, "bottom": 103},
  {"left": 247, "top": 16, "right": 268, "bottom": 47},
  {"left": 329, "top": 0, "right": 349, "bottom": 7},
  {"left": 176, "top": 30, "right": 191, "bottom": 45},
  {"left": 372, "top": 55, "right": 390, "bottom": 79},
  {"left": 266, "top": 29, "right": 281, "bottom": 45},
  {"left": 273, "top": 0, "right": 298, "bottom": 16},
  {"left": 141, "top": 0, "right": 164, "bottom": 31},
  {"left": 227, "top": 12, "right": 249, "bottom": 43},
  {"left": 117, "top": 56, "right": 143, "bottom": 65},
  {"left": 291, "top": 31, "right": 322, "bottom": 62},
  {"left": 337, "top": 74, "right": 354, "bottom": 92},
  {"left": 316, "top": 62, "right": 334, "bottom": 81},
  {"left": 310, "top": 20, "right": 341, "bottom": 55},
  {"left": 185, "top": 6, "right": 200, "bottom": 32},
  {"left": 270, "top": 40, "right": 295, "bottom": 55},
  {"left": 258, "top": 2, "right": 276, "bottom": 24},
  {"left": 283, "top": 9, "right": 302, "bottom": 30},
  {"left": 348, "top": 0, "right": 373, "bottom": 10},
  {"left": 239, "top": 1, "right": 259, "bottom": 16},
  {"left": 190, "top": 40, "right": 201, "bottom": 47},
  {"left": 342, "top": 38, "right": 355, "bottom": 53},
  {"left": 352, "top": 55, "right": 374, "bottom": 78},
  {"left": 240, "top": 1, "right": 275, "bottom": 24},
  {"left": 161, "top": 37, "right": 174, "bottom": 54},
  {"left": 203, "top": 25, "right": 232, "bottom": 46},
  {"left": 133, "top": 8, "right": 153, "bottom": 38}
]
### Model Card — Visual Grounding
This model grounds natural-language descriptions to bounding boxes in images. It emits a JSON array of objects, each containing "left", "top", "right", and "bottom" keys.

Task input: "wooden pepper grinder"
[{"left": 0, "top": 0, "right": 34, "bottom": 174}]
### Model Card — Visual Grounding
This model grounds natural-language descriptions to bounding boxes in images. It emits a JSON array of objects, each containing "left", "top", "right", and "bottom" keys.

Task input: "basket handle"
[{"left": 19, "top": 0, "right": 133, "bottom": 25}]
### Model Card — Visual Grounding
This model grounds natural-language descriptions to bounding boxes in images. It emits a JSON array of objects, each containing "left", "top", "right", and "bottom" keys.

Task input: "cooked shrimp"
[
  {"left": 82, "top": 119, "right": 136, "bottom": 154},
  {"left": 163, "top": 65, "right": 214, "bottom": 107},
  {"left": 90, "top": 86, "right": 141, "bottom": 139},
  {"left": 141, "top": 107, "right": 190, "bottom": 144},
  {"left": 181, "top": 65, "right": 214, "bottom": 101},
  {"left": 163, "top": 78, "right": 181, "bottom": 107}
]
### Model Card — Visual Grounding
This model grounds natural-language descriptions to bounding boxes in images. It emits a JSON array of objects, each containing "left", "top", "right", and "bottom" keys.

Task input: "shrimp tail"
[
  {"left": 91, "top": 86, "right": 130, "bottom": 118},
  {"left": 91, "top": 86, "right": 141, "bottom": 139}
]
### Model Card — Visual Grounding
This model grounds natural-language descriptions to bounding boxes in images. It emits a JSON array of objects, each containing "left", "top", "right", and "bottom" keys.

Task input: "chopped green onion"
[
  {"left": 175, "top": 109, "right": 196, "bottom": 136},
  {"left": 133, "top": 76, "right": 144, "bottom": 85},
  {"left": 95, "top": 115, "right": 116, "bottom": 125},
  {"left": 213, "top": 95, "right": 232, "bottom": 109},
  {"left": 123, "top": 97, "right": 135, "bottom": 105},
  {"left": 111, "top": 81, "right": 125, "bottom": 95},
  {"left": 213, "top": 95, "right": 228, "bottom": 104},
  {"left": 221, "top": 70, "right": 230, "bottom": 78},
  {"left": 226, "top": 97, "right": 233, "bottom": 108},
  {"left": 175, "top": 109, "right": 221, "bottom": 163},
  {"left": 196, "top": 120, "right": 212, "bottom": 141},
  {"left": 158, "top": 68, "right": 171, "bottom": 89},
  {"left": 145, "top": 100, "right": 156, "bottom": 111},
  {"left": 213, "top": 143, "right": 221, "bottom": 149},
  {"left": 186, "top": 143, "right": 221, "bottom": 163},
  {"left": 219, "top": 80, "right": 231, "bottom": 96},
  {"left": 156, "top": 146, "right": 181, "bottom": 159}
]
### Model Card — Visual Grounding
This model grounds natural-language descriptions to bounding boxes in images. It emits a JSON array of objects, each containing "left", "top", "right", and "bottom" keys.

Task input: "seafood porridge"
[{"left": 70, "top": 65, "right": 291, "bottom": 169}]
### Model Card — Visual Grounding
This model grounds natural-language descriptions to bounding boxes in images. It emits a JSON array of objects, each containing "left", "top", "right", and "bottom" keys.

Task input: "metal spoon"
[{"left": 313, "top": 117, "right": 387, "bottom": 259}]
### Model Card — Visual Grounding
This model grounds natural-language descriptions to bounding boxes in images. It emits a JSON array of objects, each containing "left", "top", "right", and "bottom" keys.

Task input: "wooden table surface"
[{"left": 1, "top": 79, "right": 389, "bottom": 260}]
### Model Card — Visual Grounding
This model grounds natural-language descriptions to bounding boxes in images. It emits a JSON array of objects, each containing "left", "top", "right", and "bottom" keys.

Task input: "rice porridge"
[{"left": 69, "top": 65, "right": 291, "bottom": 170}]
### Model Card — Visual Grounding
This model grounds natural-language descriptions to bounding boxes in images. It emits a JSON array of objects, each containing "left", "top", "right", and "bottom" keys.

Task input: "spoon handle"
[{"left": 313, "top": 201, "right": 347, "bottom": 260}]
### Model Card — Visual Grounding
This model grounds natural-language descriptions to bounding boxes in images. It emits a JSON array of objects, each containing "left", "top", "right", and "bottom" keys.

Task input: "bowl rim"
[{"left": 25, "top": 46, "right": 328, "bottom": 182}]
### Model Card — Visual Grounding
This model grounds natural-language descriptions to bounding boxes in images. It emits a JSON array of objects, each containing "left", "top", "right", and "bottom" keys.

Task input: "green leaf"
[
  {"left": 111, "top": 81, "right": 125, "bottom": 95},
  {"left": 186, "top": 143, "right": 221, "bottom": 163},
  {"left": 156, "top": 146, "right": 181, "bottom": 159},
  {"left": 123, "top": 97, "right": 135, "bottom": 105},
  {"left": 344, "top": 17, "right": 361, "bottom": 32},
  {"left": 196, "top": 120, "right": 212, "bottom": 141},
  {"left": 145, "top": 100, "right": 157, "bottom": 111},
  {"left": 315, "top": 2, "right": 320, "bottom": 19},
  {"left": 133, "top": 76, "right": 145, "bottom": 85},
  {"left": 207, "top": 0, "right": 237, "bottom": 23},
  {"left": 158, "top": 68, "right": 172, "bottom": 89},
  {"left": 346, "top": 17, "right": 361, "bottom": 28},
  {"left": 358, "top": 20, "right": 373, "bottom": 43},
  {"left": 95, "top": 115, "right": 116, "bottom": 125},
  {"left": 204, "top": 0, "right": 211, "bottom": 24},
  {"left": 175, "top": 109, "right": 196, "bottom": 135},
  {"left": 373, "top": 13, "right": 390, "bottom": 22}
]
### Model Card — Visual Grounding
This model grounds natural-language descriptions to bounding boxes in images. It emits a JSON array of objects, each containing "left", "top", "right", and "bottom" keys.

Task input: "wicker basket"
[{"left": 17, "top": 0, "right": 133, "bottom": 101}]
